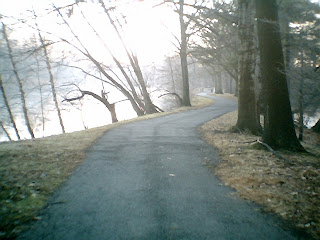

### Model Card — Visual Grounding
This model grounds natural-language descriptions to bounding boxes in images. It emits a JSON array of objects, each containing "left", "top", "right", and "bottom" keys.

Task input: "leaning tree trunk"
[
  {"left": 179, "top": 0, "right": 192, "bottom": 107},
  {"left": 54, "top": 5, "right": 144, "bottom": 118},
  {"left": 0, "top": 75, "right": 21, "bottom": 140},
  {"left": 256, "top": 0, "right": 304, "bottom": 151},
  {"left": 132, "top": 56, "right": 158, "bottom": 114},
  {"left": 0, "top": 122, "right": 12, "bottom": 141},
  {"left": 64, "top": 90, "right": 119, "bottom": 123},
  {"left": 99, "top": 1, "right": 157, "bottom": 114},
  {"left": 312, "top": 119, "right": 320, "bottom": 133},
  {"left": 2, "top": 22, "right": 35, "bottom": 139},
  {"left": 81, "top": 91, "right": 118, "bottom": 123},
  {"left": 236, "top": 0, "right": 262, "bottom": 135},
  {"left": 35, "top": 15, "right": 66, "bottom": 134}
]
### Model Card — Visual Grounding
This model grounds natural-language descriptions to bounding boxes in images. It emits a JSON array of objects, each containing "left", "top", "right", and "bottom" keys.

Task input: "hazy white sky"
[{"left": 0, "top": 0, "right": 180, "bottom": 65}]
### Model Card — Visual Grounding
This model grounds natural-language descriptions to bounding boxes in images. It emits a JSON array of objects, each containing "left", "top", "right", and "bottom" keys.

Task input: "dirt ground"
[{"left": 200, "top": 108, "right": 320, "bottom": 239}]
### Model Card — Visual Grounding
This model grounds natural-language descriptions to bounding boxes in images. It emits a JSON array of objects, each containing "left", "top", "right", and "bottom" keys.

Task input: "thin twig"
[{"left": 257, "top": 140, "right": 294, "bottom": 165}]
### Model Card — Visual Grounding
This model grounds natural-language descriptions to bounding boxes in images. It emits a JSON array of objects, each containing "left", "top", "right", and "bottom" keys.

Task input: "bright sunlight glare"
[
  {"left": 1, "top": 0, "right": 179, "bottom": 64},
  {"left": 0, "top": 0, "right": 180, "bottom": 140}
]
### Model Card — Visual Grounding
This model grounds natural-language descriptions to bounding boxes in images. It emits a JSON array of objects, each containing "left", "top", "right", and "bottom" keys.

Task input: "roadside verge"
[
  {"left": 200, "top": 110, "right": 320, "bottom": 239},
  {"left": 0, "top": 95, "right": 213, "bottom": 239}
]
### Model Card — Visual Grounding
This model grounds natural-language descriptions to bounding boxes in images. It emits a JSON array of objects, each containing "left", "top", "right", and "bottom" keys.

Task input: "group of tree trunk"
[
  {"left": 0, "top": 0, "right": 196, "bottom": 141},
  {"left": 234, "top": 0, "right": 305, "bottom": 151},
  {"left": 1, "top": 19, "right": 67, "bottom": 140},
  {"left": 0, "top": 0, "right": 318, "bottom": 150},
  {"left": 254, "top": 0, "right": 305, "bottom": 151},
  {"left": 189, "top": 0, "right": 318, "bottom": 151}
]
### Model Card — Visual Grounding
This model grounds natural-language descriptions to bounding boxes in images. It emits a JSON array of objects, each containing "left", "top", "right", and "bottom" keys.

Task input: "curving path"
[{"left": 19, "top": 95, "right": 305, "bottom": 240}]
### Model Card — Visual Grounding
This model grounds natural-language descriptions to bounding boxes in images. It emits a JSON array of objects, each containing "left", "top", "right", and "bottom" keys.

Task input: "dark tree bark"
[
  {"left": 298, "top": 47, "right": 305, "bottom": 141},
  {"left": 0, "top": 75, "right": 21, "bottom": 140},
  {"left": 179, "top": 0, "right": 192, "bottom": 106},
  {"left": 236, "top": 0, "right": 262, "bottom": 135},
  {"left": 312, "top": 119, "right": 320, "bottom": 133},
  {"left": 256, "top": 0, "right": 304, "bottom": 151}
]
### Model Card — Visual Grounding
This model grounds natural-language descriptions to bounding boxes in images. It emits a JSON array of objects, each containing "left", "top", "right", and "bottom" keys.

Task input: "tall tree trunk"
[
  {"left": 256, "top": 0, "right": 304, "bottom": 151},
  {"left": 34, "top": 15, "right": 66, "bottom": 134},
  {"left": 0, "top": 75, "right": 21, "bottom": 140},
  {"left": 236, "top": 0, "right": 262, "bottom": 135},
  {"left": 2, "top": 22, "right": 35, "bottom": 139},
  {"left": 215, "top": 71, "right": 223, "bottom": 94},
  {"left": 298, "top": 48, "right": 305, "bottom": 141},
  {"left": 284, "top": 20, "right": 291, "bottom": 92},
  {"left": 179, "top": 0, "right": 191, "bottom": 106},
  {"left": 132, "top": 55, "right": 157, "bottom": 113},
  {"left": 35, "top": 55, "right": 45, "bottom": 135}
]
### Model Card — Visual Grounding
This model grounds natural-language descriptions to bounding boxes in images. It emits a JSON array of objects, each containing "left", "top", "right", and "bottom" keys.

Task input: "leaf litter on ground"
[{"left": 200, "top": 109, "right": 320, "bottom": 239}]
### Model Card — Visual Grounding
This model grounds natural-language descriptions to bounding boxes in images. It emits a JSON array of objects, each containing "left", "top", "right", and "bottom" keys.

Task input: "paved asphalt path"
[{"left": 19, "top": 95, "right": 305, "bottom": 240}]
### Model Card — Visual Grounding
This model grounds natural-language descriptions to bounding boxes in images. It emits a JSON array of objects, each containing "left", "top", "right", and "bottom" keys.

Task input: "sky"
[
  {"left": 0, "top": 0, "right": 180, "bottom": 65},
  {"left": 0, "top": 0, "right": 183, "bottom": 140}
]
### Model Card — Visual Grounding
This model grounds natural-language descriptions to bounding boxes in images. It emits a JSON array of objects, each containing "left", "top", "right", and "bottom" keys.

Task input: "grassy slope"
[
  {"left": 0, "top": 95, "right": 214, "bottom": 239},
  {"left": 200, "top": 96, "right": 320, "bottom": 239}
]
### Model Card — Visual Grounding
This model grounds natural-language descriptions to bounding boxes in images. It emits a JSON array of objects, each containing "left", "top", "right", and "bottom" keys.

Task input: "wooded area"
[{"left": 0, "top": 0, "right": 319, "bottom": 151}]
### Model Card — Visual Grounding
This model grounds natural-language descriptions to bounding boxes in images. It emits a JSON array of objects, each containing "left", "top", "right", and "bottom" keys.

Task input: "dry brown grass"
[
  {"left": 0, "top": 95, "right": 213, "bottom": 239},
  {"left": 201, "top": 111, "right": 320, "bottom": 239}
]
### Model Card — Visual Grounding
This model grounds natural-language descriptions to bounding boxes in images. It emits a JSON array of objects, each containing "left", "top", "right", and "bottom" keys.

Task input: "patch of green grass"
[{"left": 0, "top": 95, "right": 214, "bottom": 239}]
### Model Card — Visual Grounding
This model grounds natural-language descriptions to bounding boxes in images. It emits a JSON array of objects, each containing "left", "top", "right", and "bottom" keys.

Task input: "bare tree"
[
  {"left": 98, "top": 0, "right": 158, "bottom": 113},
  {"left": 0, "top": 75, "right": 20, "bottom": 140},
  {"left": 63, "top": 85, "right": 119, "bottom": 123},
  {"left": 178, "top": 0, "right": 192, "bottom": 106},
  {"left": 33, "top": 11, "right": 66, "bottom": 133},
  {"left": 52, "top": 2, "right": 160, "bottom": 117},
  {"left": 2, "top": 21, "right": 35, "bottom": 139}
]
